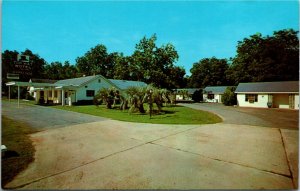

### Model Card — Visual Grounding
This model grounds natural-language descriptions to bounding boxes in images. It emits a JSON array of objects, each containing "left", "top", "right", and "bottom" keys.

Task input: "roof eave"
[{"left": 235, "top": 92, "right": 299, "bottom": 94}]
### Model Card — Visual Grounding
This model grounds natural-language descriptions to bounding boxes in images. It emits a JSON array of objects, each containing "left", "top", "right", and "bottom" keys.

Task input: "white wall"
[
  {"left": 294, "top": 94, "right": 299, "bottom": 109},
  {"left": 203, "top": 93, "right": 223, "bottom": 103},
  {"left": 237, "top": 94, "right": 269, "bottom": 108},
  {"left": 176, "top": 95, "right": 183, "bottom": 100},
  {"left": 75, "top": 77, "right": 113, "bottom": 101}
]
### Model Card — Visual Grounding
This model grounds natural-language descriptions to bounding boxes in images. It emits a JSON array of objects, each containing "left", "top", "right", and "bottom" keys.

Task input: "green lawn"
[
  {"left": 1, "top": 116, "right": 38, "bottom": 187},
  {"left": 2, "top": 98, "right": 36, "bottom": 106},
  {"left": 53, "top": 104, "right": 222, "bottom": 124}
]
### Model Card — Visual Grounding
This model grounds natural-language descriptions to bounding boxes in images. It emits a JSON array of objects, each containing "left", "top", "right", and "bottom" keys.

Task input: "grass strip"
[
  {"left": 53, "top": 104, "right": 222, "bottom": 124},
  {"left": 1, "top": 116, "right": 38, "bottom": 187}
]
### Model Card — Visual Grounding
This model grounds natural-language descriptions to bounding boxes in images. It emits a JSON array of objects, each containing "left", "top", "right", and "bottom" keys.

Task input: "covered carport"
[{"left": 5, "top": 81, "right": 67, "bottom": 107}]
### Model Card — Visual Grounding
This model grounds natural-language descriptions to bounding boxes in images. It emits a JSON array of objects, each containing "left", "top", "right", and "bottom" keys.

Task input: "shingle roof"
[
  {"left": 204, "top": 86, "right": 229, "bottom": 94},
  {"left": 55, "top": 75, "right": 99, "bottom": 86},
  {"left": 30, "top": 78, "right": 57, "bottom": 84},
  {"left": 175, "top": 88, "right": 201, "bottom": 94},
  {"left": 235, "top": 81, "right": 299, "bottom": 93},
  {"left": 108, "top": 79, "right": 147, "bottom": 90},
  {"left": 53, "top": 75, "right": 147, "bottom": 90}
]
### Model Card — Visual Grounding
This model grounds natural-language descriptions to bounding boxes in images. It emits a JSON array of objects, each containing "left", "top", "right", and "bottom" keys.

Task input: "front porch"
[{"left": 5, "top": 81, "right": 77, "bottom": 107}]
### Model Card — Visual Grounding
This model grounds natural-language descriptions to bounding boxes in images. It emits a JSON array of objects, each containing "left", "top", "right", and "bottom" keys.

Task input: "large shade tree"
[
  {"left": 44, "top": 61, "right": 79, "bottom": 80},
  {"left": 227, "top": 29, "right": 299, "bottom": 85},
  {"left": 130, "top": 34, "right": 183, "bottom": 89},
  {"left": 76, "top": 44, "right": 115, "bottom": 78},
  {"left": 188, "top": 57, "right": 229, "bottom": 88}
]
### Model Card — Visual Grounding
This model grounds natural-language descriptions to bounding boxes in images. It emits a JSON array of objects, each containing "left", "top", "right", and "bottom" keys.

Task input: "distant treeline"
[
  {"left": 2, "top": 29, "right": 299, "bottom": 94},
  {"left": 188, "top": 29, "right": 299, "bottom": 87}
]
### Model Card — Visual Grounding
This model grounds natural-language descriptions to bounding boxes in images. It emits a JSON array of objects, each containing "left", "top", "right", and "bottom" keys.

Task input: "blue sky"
[{"left": 2, "top": 1, "right": 299, "bottom": 76}]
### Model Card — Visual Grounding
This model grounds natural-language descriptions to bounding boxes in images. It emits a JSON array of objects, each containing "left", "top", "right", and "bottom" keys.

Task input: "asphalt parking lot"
[
  {"left": 2, "top": 101, "right": 107, "bottom": 129},
  {"left": 181, "top": 103, "right": 299, "bottom": 129},
  {"left": 2, "top": 102, "right": 298, "bottom": 189}
]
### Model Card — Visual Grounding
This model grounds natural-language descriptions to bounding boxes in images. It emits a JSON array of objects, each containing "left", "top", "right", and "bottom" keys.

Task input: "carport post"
[
  {"left": 8, "top": 86, "right": 10, "bottom": 102},
  {"left": 17, "top": 85, "right": 20, "bottom": 108},
  {"left": 62, "top": 89, "right": 65, "bottom": 106}
]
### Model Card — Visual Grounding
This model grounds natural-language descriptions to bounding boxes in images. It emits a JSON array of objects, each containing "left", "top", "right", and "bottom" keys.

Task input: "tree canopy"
[
  {"left": 189, "top": 29, "right": 299, "bottom": 87},
  {"left": 74, "top": 34, "right": 185, "bottom": 89},
  {"left": 130, "top": 34, "right": 183, "bottom": 89},
  {"left": 2, "top": 29, "right": 298, "bottom": 96},
  {"left": 227, "top": 29, "right": 299, "bottom": 85},
  {"left": 189, "top": 57, "right": 229, "bottom": 88},
  {"left": 75, "top": 44, "right": 115, "bottom": 78}
]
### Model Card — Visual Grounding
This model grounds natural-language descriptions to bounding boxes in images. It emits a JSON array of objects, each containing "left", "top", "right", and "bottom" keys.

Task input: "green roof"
[
  {"left": 204, "top": 86, "right": 229, "bottom": 94},
  {"left": 108, "top": 79, "right": 147, "bottom": 90},
  {"left": 174, "top": 88, "right": 201, "bottom": 94},
  {"left": 55, "top": 75, "right": 100, "bottom": 87},
  {"left": 7, "top": 75, "right": 148, "bottom": 90}
]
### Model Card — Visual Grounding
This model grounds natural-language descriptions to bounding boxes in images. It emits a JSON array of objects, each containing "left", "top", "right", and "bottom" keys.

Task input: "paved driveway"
[
  {"left": 180, "top": 103, "right": 299, "bottom": 129},
  {"left": 2, "top": 101, "right": 107, "bottom": 129},
  {"left": 2, "top": 102, "right": 298, "bottom": 189}
]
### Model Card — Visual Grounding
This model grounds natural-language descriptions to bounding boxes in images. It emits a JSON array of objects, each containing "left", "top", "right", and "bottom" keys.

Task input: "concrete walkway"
[{"left": 2, "top": 102, "right": 298, "bottom": 189}]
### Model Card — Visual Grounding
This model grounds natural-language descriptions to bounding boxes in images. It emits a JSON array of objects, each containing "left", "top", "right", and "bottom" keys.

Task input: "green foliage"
[
  {"left": 95, "top": 87, "right": 115, "bottom": 109},
  {"left": 222, "top": 87, "right": 237, "bottom": 106},
  {"left": 227, "top": 29, "right": 299, "bottom": 85},
  {"left": 192, "top": 89, "right": 203, "bottom": 102},
  {"left": 2, "top": 49, "right": 47, "bottom": 95},
  {"left": 74, "top": 34, "right": 185, "bottom": 89},
  {"left": 75, "top": 44, "right": 114, "bottom": 78},
  {"left": 125, "top": 86, "right": 147, "bottom": 113},
  {"left": 3, "top": 29, "right": 298, "bottom": 96},
  {"left": 94, "top": 85, "right": 173, "bottom": 115},
  {"left": 189, "top": 29, "right": 299, "bottom": 88},
  {"left": 178, "top": 90, "right": 189, "bottom": 100},
  {"left": 112, "top": 53, "right": 131, "bottom": 80},
  {"left": 54, "top": 105, "right": 222, "bottom": 125},
  {"left": 189, "top": 57, "right": 229, "bottom": 88},
  {"left": 43, "top": 61, "right": 79, "bottom": 80},
  {"left": 131, "top": 34, "right": 184, "bottom": 89}
]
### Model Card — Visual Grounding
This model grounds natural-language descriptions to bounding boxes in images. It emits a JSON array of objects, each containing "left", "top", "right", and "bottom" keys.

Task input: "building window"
[
  {"left": 245, "top": 94, "right": 258, "bottom": 103},
  {"left": 86, "top": 90, "right": 95, "bottom": 97},
  {"left": 48, "top": 91, "right": 52, "bottom": 97},
  {"left": 207, "top": 94, "right": 214, "bottom": 99},
  {"left": 54, "top": 90, "right": 57, "bottom": 97}
]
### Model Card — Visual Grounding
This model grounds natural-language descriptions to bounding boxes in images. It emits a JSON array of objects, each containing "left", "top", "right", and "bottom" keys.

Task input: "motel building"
[
  {"left": 6, "top": 75, "right": 147, "bottom": 106},
  {"left": 235, "top": 81, "right": 299, "bottom": 109},
  {"left": 203, "top": 86, "right": 230, "bottom": 103}
]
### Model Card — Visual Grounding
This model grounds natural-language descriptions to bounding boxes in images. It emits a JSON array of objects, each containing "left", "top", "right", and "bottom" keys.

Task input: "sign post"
[{"left": 17, "top": 85, "right": 20, "bottom": 108}]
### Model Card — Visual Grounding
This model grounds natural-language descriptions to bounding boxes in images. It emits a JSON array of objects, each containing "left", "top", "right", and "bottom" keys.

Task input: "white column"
[
  {"left": 62, "top": 89, "right": 65, "bottom": 106},
  {"left": 35, "top": 91, "right": 39, "bottom": 103},
  {"left": 17, "top": 85, "right": 20, "bottom": 108},
  {"left": 52, "top": 88, "right": 55, "bottom": 100},
  {"left": 44, "top": 88, "right": 48, "bottom": 103},
  {"left": 57, "top": 89, "right": 61, "bottom": 104}
]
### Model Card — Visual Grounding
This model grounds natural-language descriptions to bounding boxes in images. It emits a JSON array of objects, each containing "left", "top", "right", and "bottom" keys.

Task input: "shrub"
[
  {"left": 25, "top": 92, "right": 34, "bottom": 100},
  {"left": 192, "top": 89, "right": 203, "bottom": 102},
  {"left": 222, "top": 87, "right": 237, "bottom": 106}
]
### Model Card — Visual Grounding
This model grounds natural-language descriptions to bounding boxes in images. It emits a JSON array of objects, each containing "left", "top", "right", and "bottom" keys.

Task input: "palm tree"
[
  {"left": 95, "top": 88, "right": 115, "bottom": 109},
  {"left": 126, "top": 86, "right": 146, "bottom": 113}
]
